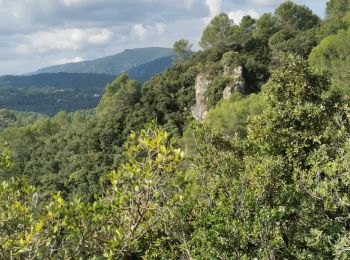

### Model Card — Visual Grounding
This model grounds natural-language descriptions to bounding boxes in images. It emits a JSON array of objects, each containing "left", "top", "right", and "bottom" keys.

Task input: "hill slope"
[
  {"left": 0, "top": 73, "right": 115, "bottom": 89},
  {"left": 127, "top": 55, "right": 174, "bottom": 83},
  {"left": 33, "top": 47, "right": 174, "bottom": 75}
]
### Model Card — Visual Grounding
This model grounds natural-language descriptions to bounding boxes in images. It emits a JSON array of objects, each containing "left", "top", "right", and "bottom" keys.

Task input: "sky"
[{"left": 0, "top": 0, "right": 328, "bottom": 75}]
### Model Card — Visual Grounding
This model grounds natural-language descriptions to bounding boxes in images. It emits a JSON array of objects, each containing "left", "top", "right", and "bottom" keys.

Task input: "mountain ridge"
[
  {"left": 32, "top": 47, "right": 174, "bottom": 75},
  {"left": 0, "top": 55, "right": 175, "bottom": 90}
]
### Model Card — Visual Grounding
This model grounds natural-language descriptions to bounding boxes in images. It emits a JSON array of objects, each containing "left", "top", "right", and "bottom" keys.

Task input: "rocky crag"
[{"left": 191, "top": 65, "right": 247, "bottom": 121}]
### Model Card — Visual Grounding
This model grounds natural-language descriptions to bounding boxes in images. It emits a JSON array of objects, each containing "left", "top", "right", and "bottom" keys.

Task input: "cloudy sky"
[{"left": 0, "top": 0, "right": 327, "bottom": 75}]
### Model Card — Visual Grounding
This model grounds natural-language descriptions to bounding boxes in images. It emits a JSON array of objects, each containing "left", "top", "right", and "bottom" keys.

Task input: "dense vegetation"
[
  {"left": 1, "top": 0, "right": 350, "bottom": 258},
  {"left": 0, "top": 86, "right": 103, "bottom": 116},
  {"left": 0, "top": 109, "right": 45, "bottom": 131},
  {"left": 123, "top": 56, "right": 174, "bottom": 83},
  {"left": 0, "top": 73, "right": 115, "bottom": 89}
]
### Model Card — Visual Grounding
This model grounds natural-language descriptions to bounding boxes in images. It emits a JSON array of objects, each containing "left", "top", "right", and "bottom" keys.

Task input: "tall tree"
[
  {"left": 253, "top": 13, "right": 278, "bottom": 42},
  {"left": 309, "top": 28, "right": 350, "bottom": 93},
  {"left": 173, "top": 39, "right": 193, "bottom": 61},
  {"left": 274, "top": 1, "right": 320, "bottom": 31},
  {"left": 326, "top": 0, "right": 350, "bottom": 18},
  {"left": 199, "top": 13, "right": 233, "bottom": 51}
]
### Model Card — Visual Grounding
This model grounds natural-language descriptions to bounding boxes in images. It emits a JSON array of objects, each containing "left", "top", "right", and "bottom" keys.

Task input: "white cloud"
[
  {"left": 88, "top": 29, "right": 113, "bottom": 44},
  {"left": 15, "top": 29, "right": 84, "bottom": 54},
  {"left": 184, "top": 0, "right": 194, "bottom": 8},
  {"left": 61, "top": 0, "right": 84, "bottom": 6},
  {"left": 246, "top": 0, "right": 282, "bottom": 7},
  {"left": 154, "top": 23, "right": 166, "bottom": 34},
  {"left": 205, "top": 0, "right": 222, "bottom": 18},
  {"left": 228, "top": 9, "right": 260, "bottom": 24},
  {"left": 131, "top": 24, "right": 148, "bottom": 40},
  {"left": 14, "top": 28, "right": 113, "bottom": 54},
  {"left": 53, "top": 56, "right": 84, "bottom": 65},
  {"left": 11, "top": 10, "right": 21, "bottom": 19},
  {"left": 131, "top": 23, "right": 166, "bottom": 40}
]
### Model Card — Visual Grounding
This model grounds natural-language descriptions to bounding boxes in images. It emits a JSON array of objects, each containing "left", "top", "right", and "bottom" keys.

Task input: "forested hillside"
[
  {"left": 0, "top": 73, "right": 115, "bottom": 89},
  {"left": 1, "top": 0, "right": 350, "bottom": 258},
  {"left": 0, "top": 109, "right": 45, "bottom": 131}
]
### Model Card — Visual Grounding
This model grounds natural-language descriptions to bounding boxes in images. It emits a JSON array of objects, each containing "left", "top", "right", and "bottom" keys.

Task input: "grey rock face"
[
  {"left": 222, "top": 86, "right": 233, "bottom": 99},
  {"left": 222, "top": 65, "right": 246, "bottom": 99},
  {"left": 191, "top": 65, "right": 247, "bottom": 121},
  {"left": 191, "top": 74, "right": 210, "bottom": 121}
]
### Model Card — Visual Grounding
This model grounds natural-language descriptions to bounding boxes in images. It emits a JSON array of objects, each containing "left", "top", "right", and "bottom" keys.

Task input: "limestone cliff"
[
  {"left": 191, "top": 64, "right": 248, "bottom": 120},
  {"left": 222, "top": 65, "right": 246, "bottom": 99},
  {"left": 191, "top": 74, "right": 210, "bottom": 121}
]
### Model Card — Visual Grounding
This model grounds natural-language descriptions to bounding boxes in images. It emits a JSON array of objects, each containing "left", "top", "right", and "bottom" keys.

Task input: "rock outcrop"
[
  {"left": 222, "top": 65, "right": 246, "bottom": 99},
  {"left": 191, "top": 74, "right": 210, "bottom": 121},
  {"left": 191, "top": 65, "right": 248, "bottom": 121}
]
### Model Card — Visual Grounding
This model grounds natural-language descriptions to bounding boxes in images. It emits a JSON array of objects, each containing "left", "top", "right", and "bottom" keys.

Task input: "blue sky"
[{"left": 0, "top": 0, "right": 328, "bottom": 75}]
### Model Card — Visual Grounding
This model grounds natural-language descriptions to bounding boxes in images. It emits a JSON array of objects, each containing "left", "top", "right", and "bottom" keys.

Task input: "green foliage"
[
  {"left": 149, "top": 123, "right": 245, "bottom": 258},
  {"left": 0, "top": 86, "right": 102, "bottom": 116},
  {"left": 137, "top": 61, "right": 197, "bottom": 136},
  {"left": 97, "top": 74, "right": 141, "bottom": 116},
  {"left": 148, "top": 55, "right": 350, "bottom": 259},
  {"left": 253, "top": 13, "right": 278, "bottom": 42},
  {"left": 268, "top": 2, "right": 321, "bottom": 57},
  {"left": 197, "top": 1, "right": 323, "bottom": 90},
  {"left": 0, "top": 61, "right": 196, "bottom": 200},
  {"left": 269, "top": 28, "right": 320, "bottom": 58},
  {"left": 0, "top": 124, "right": 184, "bottom": 258},
  {"left": 274, "top": 1, "right": 320, "bottom": 31},
  {"left": 0, "top": 149, "right": 12, "bottom": 170},
  {"left": 126, "top": 55, "right": 174, "bottom": 83},
  {"left": 245, "top": 55, "right": 349, "bottom": 258},
  {"left": 173, "top": 39, "right": 193, "bottom": 61},
  {"left": 204, "top": 92, "right": 264, "bottom": 138},
  {"left": 200, "top": 13, "right": 234, "bottom": 51},
  {"left": 205, "top": 75, "right": 230, "bottom": 109},
  {"left": 0, "top": 109, "right": 45, "bottom": 131},
  {"left": 326, "top": 0, "right": 350, "bottom": 18},
  {"left": 318, "top": 0, "right": 350, "bottom": 38},
  {"left": 250, "top": 54, "right": 333, "bottom": 160},
  {"left": 0, "top": 177, "right": 37, "bottom": 257},
  {"left": 309, "top": 28, "right": 350, "bottom": 94},
  {"left": 220, "top": 51, "right": 242, "bottom": 67}
]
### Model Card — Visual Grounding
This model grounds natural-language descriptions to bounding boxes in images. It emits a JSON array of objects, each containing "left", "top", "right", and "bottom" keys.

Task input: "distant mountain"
[
  {"left": 127, "top": 55, "right": 174, "bottom": 83},
  {"left": 32, "top": 47, "right": 174, "bottom": 75},
  {"left": 0, "top": 73, "right": 115, "bottom": 90},
  {"left": 0, "top": 55, "right": 174, "bottom": 90}
]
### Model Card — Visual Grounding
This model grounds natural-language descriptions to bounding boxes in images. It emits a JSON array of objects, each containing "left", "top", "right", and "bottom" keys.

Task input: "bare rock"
[
  {"left": 223, "top": 86, "right": 233, "bottom": 99},
  {"left": 222, "top": 65, "right": 246, "bottom": 99},
  {"left": 191, "top": 74, "right": 210, "bottom": 121},
  {"left": 192, "top": 65, "right": 248, "bottom": 120}
]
